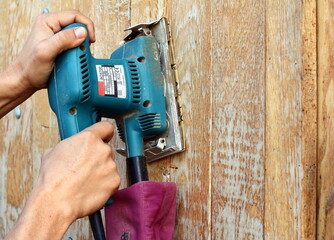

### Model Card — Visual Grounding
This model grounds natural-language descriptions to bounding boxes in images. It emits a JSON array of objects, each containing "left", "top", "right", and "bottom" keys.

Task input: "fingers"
[
  {"left": 39, "top": 10, "right": 95, "bottom": 42},
  {"left": 82, "top": 121, "right": 115, "bottom": 143},
  {"left": 38, "top": 26, "right": 87, "bottom": 58}
]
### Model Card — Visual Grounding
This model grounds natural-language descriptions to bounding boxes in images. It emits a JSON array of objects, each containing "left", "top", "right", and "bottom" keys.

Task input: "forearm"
[
  {"left": 5, "top": 186, "right": 73, "bottom": 240},
  {"left": 0, "top": 61, "right": 36, "bottom": 118}
]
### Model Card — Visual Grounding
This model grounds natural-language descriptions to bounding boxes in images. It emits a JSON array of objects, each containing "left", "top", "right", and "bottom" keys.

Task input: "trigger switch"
[{"left": 96, "top": 112, "right": 102, "bottom": 122}]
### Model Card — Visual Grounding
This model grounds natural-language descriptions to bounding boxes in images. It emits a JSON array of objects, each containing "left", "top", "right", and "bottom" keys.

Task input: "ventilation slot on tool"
[
  {"left": 137, "top": 113, "right": 161, "bottom": 131},
  {"left": 79, "top": 53, "right": 91, "bottom": 103},
  {"left": 128, "top": 61, "right": 141, "bottom": 104},
  {"left": 116, "top": 122, "right": 126, "bottom": 142}
]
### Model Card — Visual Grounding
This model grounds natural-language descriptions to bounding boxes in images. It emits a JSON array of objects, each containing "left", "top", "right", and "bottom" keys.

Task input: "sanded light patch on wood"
[
  {"left": 211, "top": 1, "right": 266, "bottom": 239},
  {"left": 130, "top": 0, "right": 169, "bottom": 24},
  {"left": 168, "top": 0, "right": 212, "bottom": 239}
]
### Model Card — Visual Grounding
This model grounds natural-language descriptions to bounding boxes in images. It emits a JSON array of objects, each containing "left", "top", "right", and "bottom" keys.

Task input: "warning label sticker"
[{"left": 96, "top": 65, "right": 126, "bottom": 98}]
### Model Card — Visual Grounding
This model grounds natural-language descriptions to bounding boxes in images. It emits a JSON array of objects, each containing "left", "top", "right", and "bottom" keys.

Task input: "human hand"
[
  {"left": 35, "top": 121, "right": 120, "bottom": 223},
  {"left": 12, "top": 10, "right": 96, "bottom": 91},
  {"left": 5, "top": 121, "right": 120, "bottom": 239}
]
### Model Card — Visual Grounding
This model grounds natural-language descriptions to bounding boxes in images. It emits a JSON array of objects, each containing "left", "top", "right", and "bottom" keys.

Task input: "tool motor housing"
[{"left": 48, "top": 23, "right": 167, "bottom": 158}]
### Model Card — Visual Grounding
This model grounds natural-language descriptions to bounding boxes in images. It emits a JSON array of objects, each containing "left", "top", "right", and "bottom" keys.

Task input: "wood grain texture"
[
  {"left": 318, "top": 0, "right": 334, "bottom": 239},
  {"left": 211, "top": 1, "right": 266, "bottom": 239},
  {"left": 301, "top": 1, "right": 317, "bottom": 239},
  {"left": 0, "top": 2, "right": 34, "bottom": 238},
  {"left": 265, "top": 0, "right": 317, "bottom": 239},
  {"left": 168, "top": 0, "right": 212, "bottom": 239},
  {"left": 0, "top": 0, "right": 326, "bottom": 239},
  {"left": 265, "top": 0, "right": 303, "bottom": 238}
]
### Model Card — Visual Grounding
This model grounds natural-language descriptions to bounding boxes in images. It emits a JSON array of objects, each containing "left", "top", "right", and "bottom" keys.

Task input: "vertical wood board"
[
  {"left": 168, "top": 0, "right": 212, "bottom": 238},
  {"left": 211, "top": 1, "right": 266, "bottom": 239},
  {"left": 0, "top": 0, "right": 326, "bottom": 239},
  {"left": 264, "top": 0, "right": 317, "bottom": 239},
  {"left": 317, "top": 0, "right": 334, "bottom": 239}
]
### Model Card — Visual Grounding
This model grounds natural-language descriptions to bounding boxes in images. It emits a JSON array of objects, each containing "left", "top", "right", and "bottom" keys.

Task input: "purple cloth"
[{"left": 105, "top": 181, "right": 177, "bottom": 240}]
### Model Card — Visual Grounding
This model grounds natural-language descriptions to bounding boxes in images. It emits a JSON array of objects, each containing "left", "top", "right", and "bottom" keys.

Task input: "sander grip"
[
  {"left": 89, "top": 211, "right": 106, "bottom": 240},
  {"left": 126, "top": 156, "right": 149, "bottom": 185}
]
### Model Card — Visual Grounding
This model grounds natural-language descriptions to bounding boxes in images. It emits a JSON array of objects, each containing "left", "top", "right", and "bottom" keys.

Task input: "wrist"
[
  {"left": 0, "top": 61, "right": 36, "bottom": 103},
  {"left": 0, "top": 60, "right": 38, "bottom": 118},
  {"left": 5, "top": 59, "right": 38, "bottom": 95},
  {"left": 29, "top": 185, "right": 76, "bottom": 226},
  {"left": 6, "top": 186, "right": 74, "bottom": 240}
]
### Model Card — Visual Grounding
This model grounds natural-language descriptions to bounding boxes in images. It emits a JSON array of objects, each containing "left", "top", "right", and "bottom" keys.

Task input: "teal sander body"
[
  {"left": 48, "top": 18, "right": 184, "bottom": 240},
  {"left": 48, "top": 23, "right": 167, "bottom": 159},
  {"left": 48, "top": 23, "right": 167, "bottom": 240}
]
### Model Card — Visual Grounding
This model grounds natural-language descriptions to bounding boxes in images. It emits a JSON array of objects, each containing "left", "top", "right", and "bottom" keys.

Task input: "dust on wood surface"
[{"left": 0, "top": 0, "right": 329, "bottom": 239}]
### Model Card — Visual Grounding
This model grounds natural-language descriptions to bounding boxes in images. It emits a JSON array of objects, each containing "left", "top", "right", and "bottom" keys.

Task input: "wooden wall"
[{"left": 0, "top": 0, "right": 333, "bottom": 239}]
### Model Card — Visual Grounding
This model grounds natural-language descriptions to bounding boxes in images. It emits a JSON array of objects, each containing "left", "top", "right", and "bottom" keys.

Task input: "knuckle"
[
  {"left": 108, "top": 172, "right": 121, "bottom": 191},
  {"left": 114, "top": 174, "right": 121, "bottom": 188},
  {"left": 107, "top": 146, "right": 114, "bottom": 157},
  {"left": 68, "top": 9, "right": 82, "bottom": 18},
  {"left": 107, "top": 156, "right": 117, "bottom": 170},
  {"left": 101, "top": 145, "right": 113, "bottom": 159},
  {"left": 35, "top": 13, "right": 47, "bottom": 23},
  {"left": 81, "top": 130, "right": 98, "bottom": 143},
  {"left": 34, "top": 42, "right": 49, "bottom": 62}
]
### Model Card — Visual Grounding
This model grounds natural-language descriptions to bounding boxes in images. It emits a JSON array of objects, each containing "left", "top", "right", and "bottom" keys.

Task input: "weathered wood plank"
[
  {"left": 0, "top": 2, "right": 35, "bottom": 237},
  {"left": 211, "top": 1, "right": 266, "bottom": 239},
  {"left": 130, "top": 0, "right": 169, "bottom": 24},
  {"left": 0, "top": 1, "right": 12, "bottom": 237},
  {"left": 317, "top": 0, "right": 334, "bottom": 239},
  {"left": 265, "top": 0, "right": 317, "bottom": 239},
  {"left": 301, "top": 1, "right": 317, "bottom": 239},
  {"left": 168, "top": 1, "right": 212, "bottom": 239},
  {"left": 265, "top": 1, "right": 303, "bottom": 238},
  {"left": 0, "top": 0, "right": 322, "bottom": 239}
]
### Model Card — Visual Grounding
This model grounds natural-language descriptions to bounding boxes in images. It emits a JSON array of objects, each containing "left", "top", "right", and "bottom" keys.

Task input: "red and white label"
[{"left": 96, "top": 65, "right": 126, "bottom": 98}]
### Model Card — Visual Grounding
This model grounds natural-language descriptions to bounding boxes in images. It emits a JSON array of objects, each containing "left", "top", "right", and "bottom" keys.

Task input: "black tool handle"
[
  {"left": 88, "top": 113, "right": 106, "bottom": 240},
  {"left": 126, "top": 155, "right": 149, "bottom": 185},
  {"left": 89, "top": 210, "right": 106, "bottom": 240}
]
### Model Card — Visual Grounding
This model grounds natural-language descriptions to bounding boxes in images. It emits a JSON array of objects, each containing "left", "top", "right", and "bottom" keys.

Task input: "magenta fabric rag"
[{"left": 105, "top": 181, "right": 177, "bottom": 240}]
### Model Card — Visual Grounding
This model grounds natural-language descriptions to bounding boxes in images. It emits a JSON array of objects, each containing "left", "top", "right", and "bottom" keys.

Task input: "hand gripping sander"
[{"left": 48, "top": 18, "right": 184, "bottom": 240}]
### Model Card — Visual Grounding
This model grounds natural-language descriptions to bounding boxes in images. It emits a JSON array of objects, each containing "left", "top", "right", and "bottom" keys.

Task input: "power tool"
[{"left": 48, "top": 18, "right": 184, "bottom": 240}]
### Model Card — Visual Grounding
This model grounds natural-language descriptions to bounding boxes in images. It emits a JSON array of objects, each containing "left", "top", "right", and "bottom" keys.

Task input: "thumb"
[
  {"left": 82, "top": 121, "right": 115, "bottom": 143},
  {"left": 46, "top": 26, "right": 87, "bottom": 57}
]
